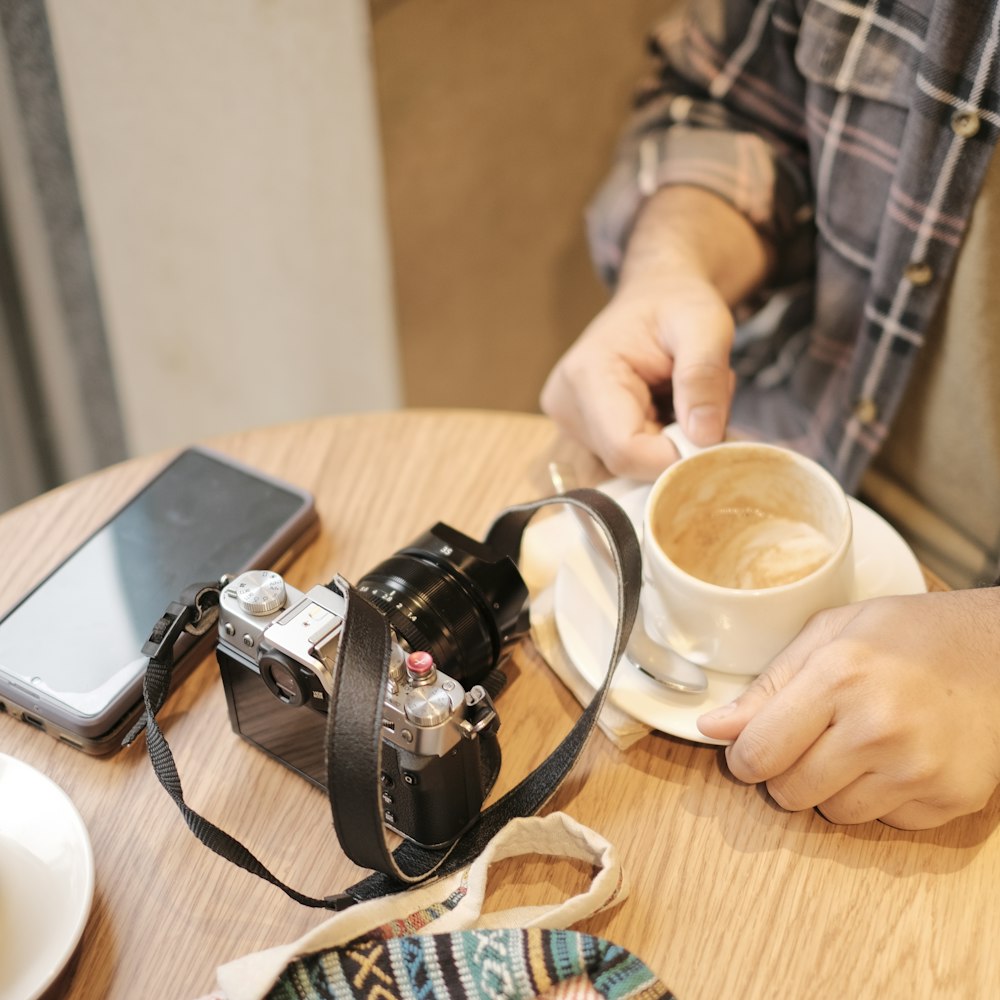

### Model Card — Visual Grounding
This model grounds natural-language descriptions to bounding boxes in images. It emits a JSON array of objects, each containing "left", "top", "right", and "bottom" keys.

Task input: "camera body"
[{"left": 217, "top": 523, "right": 528, "bottom": 849}]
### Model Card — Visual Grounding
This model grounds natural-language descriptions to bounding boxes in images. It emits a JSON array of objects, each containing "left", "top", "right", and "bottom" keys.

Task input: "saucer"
[
  {"left": 0, "top": 753, "right": 95, "bottom": 1000},
  {"left": 552, "top": 486, "right": 927, "bottom": 745}
]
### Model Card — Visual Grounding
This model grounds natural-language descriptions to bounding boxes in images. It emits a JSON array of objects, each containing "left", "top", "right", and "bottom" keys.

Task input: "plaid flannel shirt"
[{"left": 587, "top": 0, "right": 1000, "bottom": 492}]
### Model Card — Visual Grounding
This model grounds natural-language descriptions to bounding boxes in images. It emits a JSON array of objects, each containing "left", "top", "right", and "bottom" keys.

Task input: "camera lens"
[{"left": 355, "top": 522, "right": 528, "bottom": 684}]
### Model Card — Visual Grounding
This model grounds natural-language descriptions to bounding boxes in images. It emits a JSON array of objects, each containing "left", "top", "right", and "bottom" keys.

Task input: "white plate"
[
  {"left": 0, "top": 754, "right": 94, "bottom": 1000},
  {"left": 553, "top": 486, "right": 927, "bottom": 745}
]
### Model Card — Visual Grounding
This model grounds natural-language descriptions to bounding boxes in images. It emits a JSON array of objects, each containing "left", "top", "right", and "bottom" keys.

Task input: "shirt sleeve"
[{"left": 587, "top": 0, "right": 814, "bottom": 289}]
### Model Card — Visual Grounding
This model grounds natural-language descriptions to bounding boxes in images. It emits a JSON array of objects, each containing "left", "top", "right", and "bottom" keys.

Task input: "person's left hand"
[{"left": 696, "top": 588, "right": 1000, "bottom": 829}]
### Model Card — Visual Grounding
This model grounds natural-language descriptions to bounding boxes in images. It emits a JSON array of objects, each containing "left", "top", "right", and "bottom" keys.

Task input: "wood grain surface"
[{"left": 0, "top": 410, "right": 991, "bottom": 1000}]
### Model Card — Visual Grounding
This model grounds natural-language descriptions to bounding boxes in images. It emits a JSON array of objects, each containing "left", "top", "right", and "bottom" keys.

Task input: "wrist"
[{"left": 620, "top": 186, "right": 772, "bottom": 306}]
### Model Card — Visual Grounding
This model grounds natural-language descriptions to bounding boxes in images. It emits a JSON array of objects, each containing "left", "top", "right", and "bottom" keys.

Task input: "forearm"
[
  {"left": 619, "top": 185, "right": 773, "bottom": 306},
  {"left": 588, "top": 2, "right": 813, "bottom": 293}
]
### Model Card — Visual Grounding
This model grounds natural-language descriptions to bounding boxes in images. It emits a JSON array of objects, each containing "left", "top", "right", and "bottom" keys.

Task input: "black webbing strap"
[{"left": 126, "top": 487, "right": 641, "bottom": 909}]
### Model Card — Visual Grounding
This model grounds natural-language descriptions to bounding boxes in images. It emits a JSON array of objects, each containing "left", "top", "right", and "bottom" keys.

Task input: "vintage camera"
[{"left": 216, "top": 523, "right": 528, "bottom": 849}]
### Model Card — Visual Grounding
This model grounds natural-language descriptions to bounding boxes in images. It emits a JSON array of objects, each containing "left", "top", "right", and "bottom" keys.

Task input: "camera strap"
[{"left": 128, "top": 486, "right": 641, "bottom": 910}]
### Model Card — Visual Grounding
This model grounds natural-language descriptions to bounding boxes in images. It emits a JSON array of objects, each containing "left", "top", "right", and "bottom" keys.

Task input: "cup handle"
[{"left": 661, "top": 422, "right": 703, "bottom": 460}]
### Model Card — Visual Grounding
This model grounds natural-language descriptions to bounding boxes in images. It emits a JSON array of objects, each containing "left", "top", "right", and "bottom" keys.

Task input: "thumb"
[
  {"left": 696, "top": 604, "right": 860, "bottom": 741},
  {"left": 662, "top": 295, "right": 735, "bottom": 447}
]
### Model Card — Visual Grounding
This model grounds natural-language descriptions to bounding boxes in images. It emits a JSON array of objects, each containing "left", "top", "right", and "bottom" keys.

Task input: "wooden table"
[{"left": 0, "top": 410, "right": 994, "bottom": 1000}]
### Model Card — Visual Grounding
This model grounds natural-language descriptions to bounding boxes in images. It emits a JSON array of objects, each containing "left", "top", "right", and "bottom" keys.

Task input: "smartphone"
[{"left": 0, "top": 446, "right": 319, "bottom": 754}]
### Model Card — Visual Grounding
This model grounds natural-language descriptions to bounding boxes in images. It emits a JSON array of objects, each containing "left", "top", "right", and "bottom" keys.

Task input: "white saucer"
[
  {"left": 552, "top": 486, "right": 927, "bottom": 745},
  {"left": 0, "top": 754, "right": 94, "bottom": 1000}
]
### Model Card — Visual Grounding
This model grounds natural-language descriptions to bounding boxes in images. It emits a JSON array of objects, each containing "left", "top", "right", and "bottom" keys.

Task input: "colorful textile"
[
  {"left": 212, "top": 814, "right": 645, "bottom": 1000},
  {"left": 264, "top": 929, "right": 675, "bottom": 1000}
]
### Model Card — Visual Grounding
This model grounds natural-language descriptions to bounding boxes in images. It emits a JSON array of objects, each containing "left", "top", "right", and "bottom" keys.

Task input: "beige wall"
[
  {"left": 43, "top": 0, "right": 401, "bottom": 457},
  {"left": 372, "top": 0, "right": 676, "bottom": 413}
]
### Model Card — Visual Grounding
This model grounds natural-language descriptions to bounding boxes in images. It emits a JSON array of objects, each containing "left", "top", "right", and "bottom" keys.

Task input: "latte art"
[{"left": 686, "top": 514, "right": 836, "bottom": 589}]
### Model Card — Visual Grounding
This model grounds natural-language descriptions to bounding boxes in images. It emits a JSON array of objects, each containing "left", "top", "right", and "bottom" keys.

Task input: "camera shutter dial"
[
  {"left": 403, "top": 686, "right": 453, "bottom": 727},
  {"left": 236, "top": 570, "right": 287, "bottom": 616}
]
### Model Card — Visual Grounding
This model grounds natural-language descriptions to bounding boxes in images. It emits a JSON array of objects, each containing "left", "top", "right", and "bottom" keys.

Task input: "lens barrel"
[{"left": 355, "top": 523, "right": 527, "bottom": 684}]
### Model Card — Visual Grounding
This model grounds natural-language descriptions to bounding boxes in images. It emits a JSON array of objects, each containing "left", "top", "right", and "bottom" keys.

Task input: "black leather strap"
[
  {"left": 325, "top": 576, "right": 398, "bottom": 879},
  {"left": 129, "top": 486, "right": 641, "bottom": 909},
  {"left": 326, "top": 487, "right": 641, "bottom": 904}
]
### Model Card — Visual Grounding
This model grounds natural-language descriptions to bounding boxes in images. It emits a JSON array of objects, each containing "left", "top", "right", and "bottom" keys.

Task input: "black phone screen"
[{"left": 0, "top": 448, "right": 315, "bottom": 742}]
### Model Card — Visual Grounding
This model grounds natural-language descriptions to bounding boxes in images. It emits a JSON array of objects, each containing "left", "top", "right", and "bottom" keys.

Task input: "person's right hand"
[
  {"left": 540, "top": 185, "right": 772, "bottom": 480},
  {"left": 540, "top": 268, "right": 736, "bottom": 479}
]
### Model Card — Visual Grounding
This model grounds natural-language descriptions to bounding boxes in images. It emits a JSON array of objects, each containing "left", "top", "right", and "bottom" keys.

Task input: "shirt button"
[
  {"left": 904, "top": 261, "right": 934, "bottom": 286},
  {"left": 669, "top": 95, "right": 693, "bottom": 122},
  {"left": 952, "top": 109, "right": 981, "bottom": 138},
  {"left": 853, "top": 398, "right": 878, "bottom": 424}
]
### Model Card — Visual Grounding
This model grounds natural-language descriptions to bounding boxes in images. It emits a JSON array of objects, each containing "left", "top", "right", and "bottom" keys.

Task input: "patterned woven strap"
[{"left": 264, "top": 929, "right": 677, "bottom": 1000}]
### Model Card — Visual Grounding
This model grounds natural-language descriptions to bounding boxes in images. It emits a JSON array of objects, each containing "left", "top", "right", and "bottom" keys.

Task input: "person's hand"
[
  {"left": 697, "top": 588, "right": 1000, "bottom": 829},
  {"left": 540, "top": 269, "right": 735, "bottom": 479},
  {"left": 541, "top": 186, "right": 771, "bottom": 480}
]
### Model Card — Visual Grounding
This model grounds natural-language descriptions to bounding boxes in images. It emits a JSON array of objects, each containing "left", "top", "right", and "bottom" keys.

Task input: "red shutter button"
[{"left": 405, "top": 651, "right": 437, "bottom": 684}]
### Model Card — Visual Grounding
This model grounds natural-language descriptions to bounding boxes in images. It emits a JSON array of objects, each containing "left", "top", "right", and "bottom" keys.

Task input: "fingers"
[
  {"left": 662, "top": 293, "right": 735, "bottom": 446},
  {"left": 541, "top": 269, "right": 740, "bottom": 477},
  {"left": 696, "top": 604, "right": 861, "bottom": 746},
  {"left": 541, "top": 361, "right": 678, "bottom": 480},
  {"left": 582, "top": 369, "right": 682, "bottom": 478},
  {"left": 809, "top": 773, "right": 927, "bottom": 827},
  {"left": 815, "top": 773, "right": 989, "bottom": 830},
  {"left": 721, "top": 665, "right": 836, "bottom": 785},
  {"left": 877, "top": 800, "right": 971, "bottom": 831},
  {"left": 602, "top": 433, "right": 684, "bottom": 481},
  {"left": 695, "top": 667, "right": 791, "bottom": 742},
  {"left": 539, "top": 298, "right": 682, "bottom": 479},
  {"left": 699, "top": 593, "right": 1000, "bottom": 829},
  {"left": 763, "top": 725, "right": 873, "bottom": 818},
  {"left": 673, "top": 366, "right": 729, "bottom": 446}
]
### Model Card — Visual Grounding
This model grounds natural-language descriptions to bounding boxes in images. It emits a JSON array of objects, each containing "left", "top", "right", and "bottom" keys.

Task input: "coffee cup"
[{"left": 641, "top": 424, "right": 853, "bottom": 676}]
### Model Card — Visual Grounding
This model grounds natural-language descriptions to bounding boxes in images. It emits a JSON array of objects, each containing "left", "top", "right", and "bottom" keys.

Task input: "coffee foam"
[
  {"left": 678, "top": 512, "right": 835, "bottom": 588},
  {"left": 650, "top": 446, "right": 844, "bottom": 591}
]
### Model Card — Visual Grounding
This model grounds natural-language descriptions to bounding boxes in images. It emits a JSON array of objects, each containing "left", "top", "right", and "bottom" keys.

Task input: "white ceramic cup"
[{"left": 641, "top": 424, "right": 854, "bottom": 676}]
